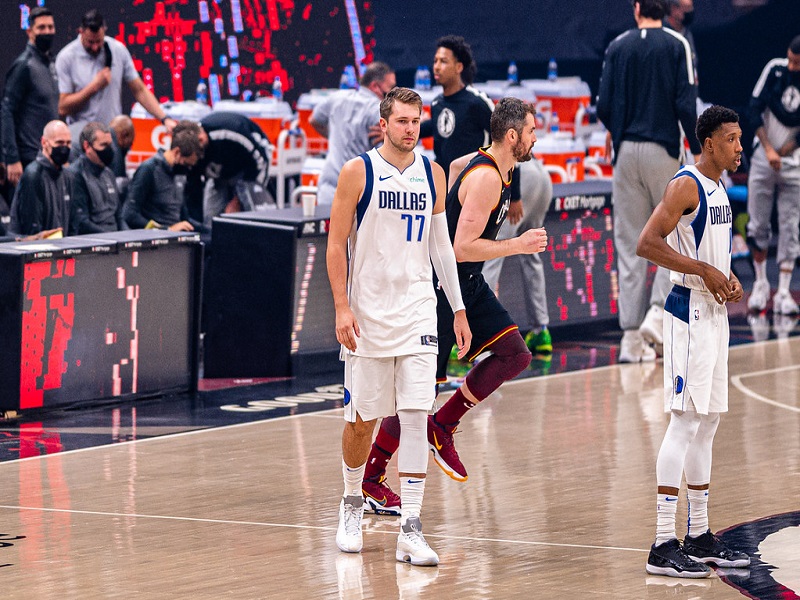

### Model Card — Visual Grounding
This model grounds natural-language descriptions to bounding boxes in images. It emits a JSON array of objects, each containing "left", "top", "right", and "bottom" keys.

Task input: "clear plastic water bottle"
[
  {"left": 547, "top": 57, "right": 558, "bottom": 82},
  {"left": 550, "top": 111, "right": 560, "bottom": 133},
  {"left": 414, "top": 66, "right": 425, "bottom": 90},
  {"left": 507, "top": 61, "right": 518, "bottom": 85},
  {"left": 196, "top": 79, "right": 208, "bottom": 105},
  {"left": 339, "top": 67, "right": 349, "bottom": 89},
  {"left": 422, "top": 66, "right": 431, "bottom": 90},
  {"left": 272, "top": 76, "right": 283, "bottom": 102}
]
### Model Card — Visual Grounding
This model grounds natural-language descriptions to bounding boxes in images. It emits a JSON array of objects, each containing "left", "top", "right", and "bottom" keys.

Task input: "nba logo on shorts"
[
  {"left": 694, "top": 309, "right": 700, "bottom": 320},
  {"left": 674, "top": 376, "right": 684, "bottom": 394}
]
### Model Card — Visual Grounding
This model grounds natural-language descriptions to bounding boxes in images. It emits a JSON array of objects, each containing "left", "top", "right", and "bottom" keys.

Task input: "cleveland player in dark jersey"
[{"left": 360, "top": 97, "right": 548, "bottom": 514}]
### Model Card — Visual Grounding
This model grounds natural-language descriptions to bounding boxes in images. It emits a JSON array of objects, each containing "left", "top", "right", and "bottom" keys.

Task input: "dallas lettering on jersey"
[
  {"left": 378, "top": 191, "right": 427, "bottom": 211},
  {"left": 709, "top": 204, "right": 732, "bottom": 225}
]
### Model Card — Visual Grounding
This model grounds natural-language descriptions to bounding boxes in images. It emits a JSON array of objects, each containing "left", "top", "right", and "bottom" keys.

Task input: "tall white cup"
[{"left": 301, "top": 193, "right": 316, "bottom": 217}]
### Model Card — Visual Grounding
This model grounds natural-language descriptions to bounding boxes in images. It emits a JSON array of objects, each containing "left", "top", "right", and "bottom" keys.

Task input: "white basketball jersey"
[
  {"left": 667, "top": 165, "right": 732, "bottom": 292},
  {"left": 346, "top": 148, "right": 438, "bottom": 357}
]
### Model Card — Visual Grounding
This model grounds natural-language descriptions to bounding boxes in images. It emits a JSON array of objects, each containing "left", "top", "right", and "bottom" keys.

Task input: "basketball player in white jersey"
[
  {"left": 637, "top": 105, "right": 750, "bottom": 577},
  {"left": 327, "top": 87, "right": 471, "bottom": 566}
]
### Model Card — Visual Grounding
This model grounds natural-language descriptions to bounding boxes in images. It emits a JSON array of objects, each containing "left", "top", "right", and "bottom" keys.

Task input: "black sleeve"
[
  {"left": 674, "top": 43, "right": 700, "bottom": 155},
  {"left": 420, "top": 118, "right": 434, "bottom": 139},
  {"left": 13, "top": 166, "right": 45, "bottom": 234},
  {"left": 69, "top": 171, "right": 103, "bottom": 234},
  {"left": 748, "top": 63, "right": 773, "bottom": 132},
  {"left": 1, "top": 59, "right": 29, "bottom": 165},
  {"left": 122, "top": 162, "right": 155, "bottom": 229}
]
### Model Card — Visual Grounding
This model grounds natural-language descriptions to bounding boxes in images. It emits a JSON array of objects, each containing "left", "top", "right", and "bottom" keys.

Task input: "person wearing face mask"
[
  {"left": 9, "top": 120, "right": 73, "bottom": 236},
  {"left": 122, "top": 123, "right": 204, "bottom": 232},
  {"left": 1, "top": 7, "right": 60, "bottom": 188},
  {"left": 310, "top": 61, "right": 396, "bottom": 205},
  {"left": 55, "top": 9, "right": 176, "bottom": 132},
  {"left": 67, "top": 122, "right": 123, "bottom": 233},
  {"left": 664, "top": 0, "right": 698, "bottom": 81}
]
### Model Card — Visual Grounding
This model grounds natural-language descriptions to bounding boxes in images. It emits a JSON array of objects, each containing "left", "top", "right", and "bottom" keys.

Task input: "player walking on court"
[
  {"left": 360, "top": 97, "right": 548, "bottom": 513},
  {"left": 327, "top": 87, "right": 470, "bottom": 566},
  {"left": 637, "top": 105, "right": 750, "bottom": 578}
]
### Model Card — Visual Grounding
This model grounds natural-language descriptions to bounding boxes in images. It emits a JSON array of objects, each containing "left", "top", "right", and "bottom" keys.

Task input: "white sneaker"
[
  {"left": 639, "top": 305, "right": 664, "bottom": 348},
  {"left": 619, "top": 330, "right": 656, "bottom": 363},
  {"left": 772, "top": 290, "right": 799, "bottom": 315},
  {"left": 336, "top": 495, "right": 365, "bottom": 553},
  {"left": 396, "top": 517, "right": 439, "bottom": 566},
  {"left": 748, "top": 279, "right": 770, "bottom": 311}
]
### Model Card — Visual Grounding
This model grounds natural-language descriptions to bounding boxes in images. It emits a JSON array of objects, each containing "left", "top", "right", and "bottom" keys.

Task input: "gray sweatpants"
[
  {"left": 613, "top": 141, "right": 678, "bottom": 330},
  {"left": 746, "top": 145, "right": 800, "bottom": 265},
  {"left": 483, "top": 159, "right": 553, "bottom": 329}
]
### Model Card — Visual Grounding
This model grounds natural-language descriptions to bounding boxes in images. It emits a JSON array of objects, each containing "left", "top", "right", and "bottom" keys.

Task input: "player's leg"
[
  {"left": 362, "top": 414, "right": 402, "bottom": 515},
  {"left": 395, "top": 354, "right": 439, "bottom": 566},
  {"left": 746, "top": 147, "right": 777, "bottom": 311},
  {"left": 202, "top": 177, "right": 232, "bottom": 230},
  {"left": 772, "top": 165, "right": 800, "bottom": 314}
]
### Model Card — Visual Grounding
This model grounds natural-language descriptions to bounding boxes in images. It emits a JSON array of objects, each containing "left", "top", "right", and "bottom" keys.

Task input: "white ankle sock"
[
  {"left": 655, "top": 493, "right": 679, "bottom": 546},
  {"left": 778, "top": 263, "right": 794, "bottom": 293},
  {"left": 343, "top": 459, "right": 366, "bottom": 497},
  {"left": 687, "top": 488, "right": 709, "bottom": 538},
  {"left": 754, "top": 260, "right": 767, "bottom": 282},
  {"left": 400, "top": 476, "right": 426, "bottom": 526}
]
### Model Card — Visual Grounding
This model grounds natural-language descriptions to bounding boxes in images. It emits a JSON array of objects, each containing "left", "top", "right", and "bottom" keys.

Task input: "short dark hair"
[
  {"left": 170, "top": 123, "right": 203, "bottom": 158},
  {"left": 81, "top": 9, "right": 105, "bottom": 32},
  {"left": 436, "top": 35, "right": 477, "bottom": 85},
  {"left": 360, "top": 61, "right": 394, "bottom": 87},
  {"left": 79, "top": 121, "right": 110, "bottom": 150},
  {"left": 633, "top": 0, "right": 667, "bottom": 20},
  {"left": 695, "top": 105, "right": 739, "bottom": 145},
  {"left": 789, "top": 35, "right": 800, "bottom": 55},
  {"left": 379, "top": 87, "right": 422, "bottom": 121},
  {"left": 490, "top": 97, "right": 536, "bottom": 143},
  {"left": 29, "top": 7, "right": 53, "bottom": 27}
]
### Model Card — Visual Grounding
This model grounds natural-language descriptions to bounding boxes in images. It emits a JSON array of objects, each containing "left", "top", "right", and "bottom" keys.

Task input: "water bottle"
[
  {"left": 346, "top": 65, "right": 358, "bottom": 88},
  {"left": 195, "top": 79, "right": 208, "bottom": 105},
  {"left": 272, "top": 76, "right": 283, "bottom": 102},
  {"left": 550, "top": 111, "right": 560, "bottom": 133},
  {"left": 414, "top": 66, "right": 425, "bottom": 90},
  {"left": 547, "top": 57, "right": 558, "bottom": 82},
  {"left": 507, "top": 61, "right": 518, "bottom": 85},
  {"left": 339, "top": 67, "right": 349, "bottom": 89},
  {"left": 422, "top": 66, "right": 431, "bottom": 90}
]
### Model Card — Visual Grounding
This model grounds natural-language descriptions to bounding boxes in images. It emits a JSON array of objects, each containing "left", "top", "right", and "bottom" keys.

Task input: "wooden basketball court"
[{"left": 1, "top": 338, "right": 798, "bottom": 598}]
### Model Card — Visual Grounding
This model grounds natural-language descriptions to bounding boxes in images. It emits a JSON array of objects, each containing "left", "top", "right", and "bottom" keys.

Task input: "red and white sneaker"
[
  {"left": 427, "top": 415, "right": 468, "bottom": 482},
  {"left": 362, "top": 475, "right": 401, "bottom": 516}
]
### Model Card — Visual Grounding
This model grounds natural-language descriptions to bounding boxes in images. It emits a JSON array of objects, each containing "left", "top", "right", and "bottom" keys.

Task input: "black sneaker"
[
  {"left": 684, "top": 530, "right": 751, "bottom": 568},
  {"left": 646, "top": 538, "right": 712, "bottom": 578}
]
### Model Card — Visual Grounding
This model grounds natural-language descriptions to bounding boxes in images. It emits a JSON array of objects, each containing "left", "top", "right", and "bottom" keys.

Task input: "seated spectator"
[
  {"left": 9, "top": 120, "right": 72, "bottom": 236},
  {"left": 174, "top": 112, "right": 271, "bottom": 228},
  {"left": 122, "top": 124, "right": 203, "bottom": 232},
  {"left": 68, "top": 121, "right": 123, "bottom": 233},
  {"left": 109, "top": 114, "right": 134, "bottom": 180}
]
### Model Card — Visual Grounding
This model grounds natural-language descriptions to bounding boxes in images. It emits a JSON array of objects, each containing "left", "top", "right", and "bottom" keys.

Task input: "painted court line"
[
  {"left": 0, "top": 504, "right": 647, "bottom": 554},
  {"left": 731, "top": 364, "right": 800, "bottom": 414}
]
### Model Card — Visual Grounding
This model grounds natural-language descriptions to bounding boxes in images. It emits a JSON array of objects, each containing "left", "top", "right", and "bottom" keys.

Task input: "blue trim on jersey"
[
  {"left": 357, "top": 153, "right": 374, "bottom": 230},
  {"left": 421, "top": 155, "right": 436, "bottom": 205},
  {"left": 673, "top": 170, "right": 707, "bottom": 253},
  {"left": 665, "top": 284, "right": 691, "bottom": 324}
]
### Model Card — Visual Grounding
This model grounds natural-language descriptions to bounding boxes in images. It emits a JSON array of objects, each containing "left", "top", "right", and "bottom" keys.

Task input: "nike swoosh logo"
[
  {"left": 433, "top": 431, "right": 443, "bottom": 451},
  {"left": 665, "top": 497, "right": 678, "bottom": 502},
  {"left": 707, "top": 189, "right": 715, "bottom": 196},
  {"left": 408, "top": 479, "right": 424, "bottom": 484},
  {"left": 367, "top": 494, "right": 387, "bottom": 505},
  {"left": 379, "top": 175, "right": 393, "bottom": 181}
]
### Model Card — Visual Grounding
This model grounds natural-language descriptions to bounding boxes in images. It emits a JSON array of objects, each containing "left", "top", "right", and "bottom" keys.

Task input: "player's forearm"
[
  {"left": 454, "top": 236, "right": 521, "bottom": 263},
  {"left": 326, "top": 244, "right": 350, "bottom": 309},
  {"left": 636, "top": 234, "right": 707, "bottom": 278}
]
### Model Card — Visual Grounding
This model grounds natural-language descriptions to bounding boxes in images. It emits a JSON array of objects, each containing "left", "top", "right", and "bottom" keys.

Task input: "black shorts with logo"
[{"left": 436, "top": 273, "right": 517, "bottom": 382}]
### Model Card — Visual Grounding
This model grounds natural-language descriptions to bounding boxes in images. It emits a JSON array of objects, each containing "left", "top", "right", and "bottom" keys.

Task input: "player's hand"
[
  {"left": 6, "top": 161, "right": 23, "bottom": 186},
  {"left": 765, "top": 146, "right": 782, "bottom": 171},
  {"left": 335, "top": 306, "right": 360, "bottom": 352},
  {"left": 701, "top": 264, "right": 733, "bottom": 305},
  {"left": 516, "top": 227, "right": 548, "bottom": 254},
  {"left": 26, "top": 228, "right": 62, "bottom": 241},
  {"left": 507, "top": 200, "right": 523, "bottom": 226},
  {"left": 163, "top": 117, "right": 178, "bottom": 133},
  {"left": 453, "top": 309, "right": 471, "bottom": 359},
  {"left": 777, "top": 139, "right": 797, "bottom": 158},
  {"left": 168, "top": 220, "right": 194, "bottom": 232},
  {"left": 367, "top": 123, "right": 383, "bottom": 147},
  {"left": 91, "top": 67, "right": 112, "bottom": 93},
  {"left": 727, "top": 274, "right": 743, "bottom": 303},
  {"left": 604, "top": 131, "right": 612, "bottom": 162}
]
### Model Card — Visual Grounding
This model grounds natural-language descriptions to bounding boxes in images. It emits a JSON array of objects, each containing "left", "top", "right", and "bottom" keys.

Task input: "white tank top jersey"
[
  {"left": 346, "top": 148, "right": 439, "bottom": 357},
  {"left": 667, "top": 165, "right": 733, "bottom": 292}
]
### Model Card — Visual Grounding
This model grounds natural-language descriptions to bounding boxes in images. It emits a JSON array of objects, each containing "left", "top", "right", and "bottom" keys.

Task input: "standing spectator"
[
  {"left": 9, "top": 120, "right": 72, "bottom": 236},
  {"left": 1, "top": 7, "right": 59, "bottom": 187},
  {"left": 637, "top": 105, "right": 750, "bottom": 578},
  {"left": 596, "top": 0, "right": 701, "bottom": 362},
  {"left": 176, "top": 112, "right": 272, "bottom": 228},
  {"left": 68, "top": 121, "right": 123, "bottom": 233},
  {"left": 122, "top": 124, "right": 203, "bottom": 232},
  {"left": 745, "top": 35, "right": 800, "bottom": 315},
  {"left": 327, "top": 87, "right": 469, "bottom": 565},
  {"left": 664, "top": 0, "right": 698, "bottom": 79},
  {"left": 55, "top": 9, "right": 176, "bottom": 130},
  {"left": 310, "top": 61, "right": 395, "bottom": 205}
]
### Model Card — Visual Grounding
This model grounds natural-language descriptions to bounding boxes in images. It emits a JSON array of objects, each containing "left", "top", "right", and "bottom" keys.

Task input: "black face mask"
[
  {"left": 682, "top": 10, "right": 695, "bottom": 27},
  {"left": 49, "top": 145, "right": 70, "bottom": 167},
  {"left": 93, "top": 145, "right": 115, "bottom": 167},
  {"left": 34, "top": 33, "right": 55, "bottom": 53}
]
